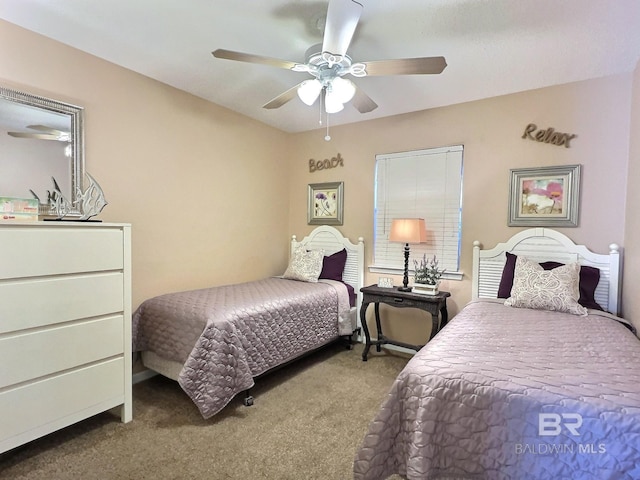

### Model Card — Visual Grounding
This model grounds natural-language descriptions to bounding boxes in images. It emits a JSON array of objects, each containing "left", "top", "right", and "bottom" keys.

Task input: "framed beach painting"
[
  {"left": 308, "top": 181, "right": 344, "bottom": 225},
  {"left": 508, "top": 164, "right": 581, "bottom": 227}
]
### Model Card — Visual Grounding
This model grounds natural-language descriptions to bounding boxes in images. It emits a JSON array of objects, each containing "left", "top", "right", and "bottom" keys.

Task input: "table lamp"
[{"left": 389, "top": 218, "right": 426, "bottom": 292}]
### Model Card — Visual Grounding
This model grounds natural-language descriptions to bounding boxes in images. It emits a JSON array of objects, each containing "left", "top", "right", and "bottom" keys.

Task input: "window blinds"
[{"left": 374, "top": 145, "right": 464, "bottom": 274}]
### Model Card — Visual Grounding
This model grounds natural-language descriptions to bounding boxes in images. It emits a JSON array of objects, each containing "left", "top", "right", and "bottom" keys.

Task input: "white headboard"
[
  {"left": 472, "top": 228, "right": 622, "bottom": 315},
  {"left": 291, "top": 225, "right": 365, "bottom": 314}
]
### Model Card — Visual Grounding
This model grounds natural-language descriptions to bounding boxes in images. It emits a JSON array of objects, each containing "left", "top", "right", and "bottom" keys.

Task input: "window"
[{"left": 372, "top": 145, "right": 464, "bottom": 279}]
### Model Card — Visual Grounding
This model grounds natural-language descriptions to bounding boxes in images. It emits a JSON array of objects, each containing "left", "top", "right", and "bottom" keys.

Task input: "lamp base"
[{"left": 397, "top": 286, "right": 412, "bottom": 292}]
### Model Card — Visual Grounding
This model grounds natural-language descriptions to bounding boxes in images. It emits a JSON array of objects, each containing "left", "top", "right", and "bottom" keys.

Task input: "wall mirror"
[{"left": 0, "top": 86, "right": 84, "bottom": 217}]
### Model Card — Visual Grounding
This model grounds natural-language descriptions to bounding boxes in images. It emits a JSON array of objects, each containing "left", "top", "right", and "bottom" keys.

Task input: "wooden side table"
[{"left": 359, "top": 285, "right": 451, "bottom": 361}]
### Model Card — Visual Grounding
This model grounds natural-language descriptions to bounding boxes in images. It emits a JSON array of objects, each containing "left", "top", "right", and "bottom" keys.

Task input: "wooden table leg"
[
  {"left": 360, "top": 302, "right": 372, "bottom": 361},
  {"left": 374, "top": 303, "right": 383, "bottom": 352},
  {"left": 440, "top": 303, "right": 449, "bottom": 328}
]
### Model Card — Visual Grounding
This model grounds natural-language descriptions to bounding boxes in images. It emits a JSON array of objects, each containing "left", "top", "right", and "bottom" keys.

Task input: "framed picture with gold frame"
[
  {"left": 508, "top": 164, "right": 581, "bottom": 227},
  {"left": 308, "top": 181, "right": 344, "bottom": 225}
]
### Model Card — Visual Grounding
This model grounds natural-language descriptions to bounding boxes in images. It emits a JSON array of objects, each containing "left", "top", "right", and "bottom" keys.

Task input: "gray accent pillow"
[
  {"left": 504, "top": 256, "right": 588, "bottom": 316},
  {"left": 283, "top": 246, "right": 324, "bottom": 282}
]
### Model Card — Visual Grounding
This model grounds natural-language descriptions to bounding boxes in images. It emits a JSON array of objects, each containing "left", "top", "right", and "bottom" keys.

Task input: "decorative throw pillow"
[
  {"left": 539, "top": 261, "right": 602, "bottom": 310},
  {"left": 319, "top": 248, "right": 348, "bottom": 282},
  {"left": 497, "top": 252, "right": 603, "bottom": 311},
  {"left": 504, "top": 256, "right": 588, "bottom": 316},
  {"left": 283, "top": 246, "right": 324, "bottom": 282}
]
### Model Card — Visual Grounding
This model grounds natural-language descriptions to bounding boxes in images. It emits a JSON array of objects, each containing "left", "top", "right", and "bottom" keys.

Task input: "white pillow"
[
  {"left": 283, "top": 246, "right": 324, "bottom": 282},
  {"left": 504, "top": 256, "right": 588, "bottom": 316}
]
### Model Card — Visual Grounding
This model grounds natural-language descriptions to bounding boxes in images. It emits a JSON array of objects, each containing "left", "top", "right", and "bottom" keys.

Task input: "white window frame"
[{"left": 370, "top": 145, "right": 464, "bottom": 281}]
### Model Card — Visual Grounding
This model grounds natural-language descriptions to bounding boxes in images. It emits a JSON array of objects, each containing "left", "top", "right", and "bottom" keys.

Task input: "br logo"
[{"left": 538, "top": 413, "right": 582, "bottom": 436}]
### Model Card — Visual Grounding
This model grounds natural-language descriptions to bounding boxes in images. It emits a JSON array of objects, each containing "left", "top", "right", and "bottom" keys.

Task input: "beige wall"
[
  {"left": 288, "top": 75, "right": 633, "bottom": 344},
  {"left": 0, "top": 20, "right": 290, "bottom": 309},
  {"left": 623, "top": 60, "right": 640, "bottom": 333},
  {"left": 2, "top": 19, "right": 636, "bottom": 343}
]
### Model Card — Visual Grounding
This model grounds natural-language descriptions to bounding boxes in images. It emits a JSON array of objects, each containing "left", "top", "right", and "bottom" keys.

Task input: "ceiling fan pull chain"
[{"left": 325, "top": 111, "right": 331, "bottom": 141}]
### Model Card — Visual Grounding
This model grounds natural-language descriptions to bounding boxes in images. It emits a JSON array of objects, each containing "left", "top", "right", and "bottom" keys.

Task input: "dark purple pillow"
[
  {"left": 497, "top": 252, "right": 518, "bottom": 298},
  {"left": 497, "top": 252, "right": 604, "bottom": 311},
  {"left": 319, "top": 248, "right": 347, "bottom": 282}
]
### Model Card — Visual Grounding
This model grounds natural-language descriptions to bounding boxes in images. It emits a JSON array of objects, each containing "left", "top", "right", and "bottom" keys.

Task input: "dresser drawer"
[
  {"left": 0, "top": 272, "right": 124, "bottom": 334},
  {"left": 0, "top": 226, "right": 124, "bottom": 279},
  {"left": 0, "top": 358, "right": 125, "bottom": 450},
  {"left": 0, "top": 222, "right": 132, "bottom": 454},
  {"left": 0, "top": 315, "right": 125, "bottom": 388}
]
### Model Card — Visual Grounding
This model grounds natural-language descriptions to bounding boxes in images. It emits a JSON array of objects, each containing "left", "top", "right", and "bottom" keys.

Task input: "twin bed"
[
  {"left": 354, "top": 228, "right": 640, "bottom": 479},
  {"left": 132, "top": 225, "right": 364, "bottom": 418}
]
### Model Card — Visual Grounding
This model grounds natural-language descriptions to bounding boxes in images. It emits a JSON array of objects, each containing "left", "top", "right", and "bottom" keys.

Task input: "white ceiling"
[{"left": 1, "top": 0, "right": 639, "bottom": 133}]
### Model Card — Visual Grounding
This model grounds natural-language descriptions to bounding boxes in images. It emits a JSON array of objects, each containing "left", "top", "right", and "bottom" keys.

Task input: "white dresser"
[{"left": 0, "top": 222, "right": 132, "bottom": 454}]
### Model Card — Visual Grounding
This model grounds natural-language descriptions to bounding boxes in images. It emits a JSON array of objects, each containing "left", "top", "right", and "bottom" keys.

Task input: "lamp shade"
[
  {"left": 297, "top": 79, "right": 323, "bottom": 106},
  {"left": 389, "top": 218, "right": 427, "bottom": 244},
  {"left": 330, "top": 77, "right": 356, "bottom": 103},
  {"left": 324, "top": 92, "right": 345, "bottom": 113}
]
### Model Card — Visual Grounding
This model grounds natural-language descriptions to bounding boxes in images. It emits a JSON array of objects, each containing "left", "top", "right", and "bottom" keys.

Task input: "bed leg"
[
  {"left": 343, "top": 328, "right": 360, "bottom": 350},
  {"left": 243, "top": 390, "right": 254, "bottom": 407}
]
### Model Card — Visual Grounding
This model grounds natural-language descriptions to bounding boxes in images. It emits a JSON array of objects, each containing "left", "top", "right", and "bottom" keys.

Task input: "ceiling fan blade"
[
  {"left": 26, "top": 124, "right": 67, "bottom": 135},
  {"left": 322, "top": 0, "right": 363, "bottom": 57},
  {"left": 7, "top": 132, "right": 60, "bottom": 140},
  {"left": 361, "top": 56, "right": 447, "bottom": 76},
  {"left": 262, "top": 82, "right": 305, "bottom": 109},
  {"left": 351, "top": 86, "right": 378, "bottom": 113},
  {"left": 212, "top": 49, "right": 302, "bottom": 71}
]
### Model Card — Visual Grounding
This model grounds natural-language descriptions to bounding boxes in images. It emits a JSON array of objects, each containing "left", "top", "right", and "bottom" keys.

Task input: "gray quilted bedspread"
[
  {"left": 132, "top": 277, "right": 351, "bottom": 418},
  {"left": 354, "top": 299, "right": 640, "bottom": 480}
]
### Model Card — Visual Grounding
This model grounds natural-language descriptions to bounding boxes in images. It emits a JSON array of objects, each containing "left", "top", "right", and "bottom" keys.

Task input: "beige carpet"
[{"left": 0, "top": 343, "right": 409, "bottom": 479}]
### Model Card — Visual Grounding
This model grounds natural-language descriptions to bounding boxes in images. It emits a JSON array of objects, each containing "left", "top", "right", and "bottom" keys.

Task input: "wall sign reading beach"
[
  {"left": 508, "top": 164, "right": 581, "bottom": 227},
  {"left": 309, "top": 153, "right": 344, "bottom": 173}
]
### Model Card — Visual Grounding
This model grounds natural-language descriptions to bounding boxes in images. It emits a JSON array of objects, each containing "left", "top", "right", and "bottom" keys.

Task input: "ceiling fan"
[
  {"left": 212, "top": 0, "right": 447, "bottom": 116},
  {"left": 7, "top": 124, "right": 70, "bottom": 142}
]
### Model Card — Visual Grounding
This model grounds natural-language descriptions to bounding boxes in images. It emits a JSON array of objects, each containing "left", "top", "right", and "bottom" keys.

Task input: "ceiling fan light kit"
[
  {"left": 298, "top": 76, "right": 355, "bottom": 113},
  {"left": 297, "top": 79, "right": 323, "bottom": 106},
  {"left": 325, "top": 94, "right": 344, "bottom": 114},
  {"left": 211, "top": 0, "right": 446, "bottom": 139},
  {"left": 328, "top": 77, "right": 356, "bottom": 103}
]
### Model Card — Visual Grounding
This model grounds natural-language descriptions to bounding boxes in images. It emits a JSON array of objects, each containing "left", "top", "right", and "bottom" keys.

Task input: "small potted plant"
[{"left": 413, "top": 254, "right": 444, "bottom": 295}]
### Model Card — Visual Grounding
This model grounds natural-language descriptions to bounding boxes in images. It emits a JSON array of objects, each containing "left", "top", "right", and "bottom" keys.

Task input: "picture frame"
[
  {"left": 508, "top": 164, "right": 581, "bottom": 227},
  {"left": 308, "top": 181, "right": 344, "bottom": 225}
]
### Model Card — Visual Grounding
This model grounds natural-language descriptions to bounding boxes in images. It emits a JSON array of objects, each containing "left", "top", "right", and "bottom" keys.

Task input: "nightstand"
[{"left": 359, "top": 285, "right": 451, "bottom": 361}]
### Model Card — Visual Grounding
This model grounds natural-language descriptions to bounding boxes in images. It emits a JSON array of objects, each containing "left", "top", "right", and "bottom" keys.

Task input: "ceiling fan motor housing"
[
  {"left": 306, "top": 44, "right": 350, "bottom": 76},
  {"left": 304, "top": 43, "right": 366, "bottom": 85}
]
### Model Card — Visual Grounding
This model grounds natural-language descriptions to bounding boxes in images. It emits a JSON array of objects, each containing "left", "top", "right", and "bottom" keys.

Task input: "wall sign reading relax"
[
  {"left": 522, "top": 124, "right": 576, "bottom": 148},
  {"left": 309, "top": 153, "right": 344, "bottom": 173}
]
